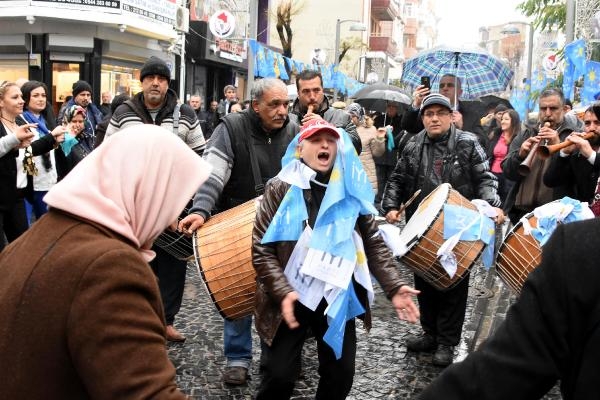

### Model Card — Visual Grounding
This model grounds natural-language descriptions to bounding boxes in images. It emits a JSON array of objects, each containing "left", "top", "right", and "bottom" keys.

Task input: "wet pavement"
[{"left": 167, "top": 258, "right": 563, "bottom": 399}]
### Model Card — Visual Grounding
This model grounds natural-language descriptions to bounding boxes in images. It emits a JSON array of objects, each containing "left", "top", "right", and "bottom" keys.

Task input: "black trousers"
[
  {"left": 0, "top": 197, "right": 29, "bottom": 253},
  {"left": 374, "top": 163, "right": 395, "bottom": 211},
  {"left": 257, "top": 301, "right": 356, "bottom": 400},
  {"left": 149, "top": 245, "right": 187, "bottom": 325},
  {"left": 414, "top": 272, "right": 470, "bottom": 346}
]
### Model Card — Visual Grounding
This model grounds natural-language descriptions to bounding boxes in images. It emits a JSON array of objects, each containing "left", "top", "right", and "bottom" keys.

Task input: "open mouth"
[{"left": 317, "top": 151, "right": 330, "bottom": 161}]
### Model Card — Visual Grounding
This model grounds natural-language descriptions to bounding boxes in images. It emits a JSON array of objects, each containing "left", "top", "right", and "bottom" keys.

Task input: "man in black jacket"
[
  {"left": 179, "top": 78, "right": 299, "bottom": 386},
  {"left": 402, "top": 74, "right": 487, "bottom": 148},
  {"left": 382, "top": 93, "right": 503, "bottom": 367}
]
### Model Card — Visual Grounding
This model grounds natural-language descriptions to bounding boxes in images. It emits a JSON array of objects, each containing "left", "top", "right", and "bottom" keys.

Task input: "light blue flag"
[
  {"left": 442, "top": 204, "right": 496, "bottom": 268},
  {"left": 510, "top": 88, "right": 528, "bottom": 121},
  {"left": 581, "top": 61, "right": 600, "bottom": 105},
  {"left": 275, "top": 53, "right": 289, "bottom": 80},
  {"left": 264, "top": 48, "right": 277, "bottom": 78},
  {"left": 321, "top": 65, "right": 333, "bottom": 88},
  {"left": 531, "top": 197, "right": 592, "bottom": 246},
  {"left": 323, "top": 283, "right": 366, "bottom": 359},
  {"left": 60, "top": 133, "right": 79, "bottom": 156},
  {"left": 564, "top": 39, "right": 587, "bottom": 78},
  {"left": 261, "top": 185, "right": 308, "bottom": 244},
  {"left": 562, "top": 60, "right": 575, "bottom": 101}
]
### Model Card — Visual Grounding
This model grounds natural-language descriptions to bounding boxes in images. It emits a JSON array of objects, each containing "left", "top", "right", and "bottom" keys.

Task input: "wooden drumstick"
[{"left": 397, "top": 189, "right": 422, "bottom": 216}]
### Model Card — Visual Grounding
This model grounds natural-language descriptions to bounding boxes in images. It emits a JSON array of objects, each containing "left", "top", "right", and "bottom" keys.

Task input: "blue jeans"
[{"left": 224, "top": 315, "right": 252, "bottom": 368}]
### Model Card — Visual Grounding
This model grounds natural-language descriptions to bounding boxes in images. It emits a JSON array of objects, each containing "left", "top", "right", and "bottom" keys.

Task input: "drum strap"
[
  {"left": 247, "top": 135, "right": 265, "bottom": 196},
  {"left": 172, "top": 103, "right": 181, "bottom": 135}
]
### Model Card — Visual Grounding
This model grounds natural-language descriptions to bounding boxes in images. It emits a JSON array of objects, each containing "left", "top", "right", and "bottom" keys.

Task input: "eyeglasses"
[
  {"left": 439, "top": 82, "right": 455, "bottom": 89},
  {"left": 423, "top": 110, "right": 451, "bottom": 118}
]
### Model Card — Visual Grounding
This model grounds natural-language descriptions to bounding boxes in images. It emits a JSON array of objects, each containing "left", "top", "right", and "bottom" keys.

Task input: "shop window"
[
  {"left": 0, "top": 59, "right": 29, "bottom": 83},
  {"left": 100, "top": 63, "right": 141, "bottom": 98},
  {"left": 52, "top": 62, "right": 80, "bottom": 117}
]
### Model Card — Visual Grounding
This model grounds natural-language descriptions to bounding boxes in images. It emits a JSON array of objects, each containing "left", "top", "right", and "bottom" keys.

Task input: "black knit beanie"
[
  {"left": 140, "top": 57, "right": 171, "bottom": 82},
  {"left": 72, "top": 80, "right": 92, "bottom": 97}
]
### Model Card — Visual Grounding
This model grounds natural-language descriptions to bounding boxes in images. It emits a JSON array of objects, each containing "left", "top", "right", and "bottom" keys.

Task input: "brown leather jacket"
[{"left": 252, "top": 177, "right": 408, "bottom": 345}]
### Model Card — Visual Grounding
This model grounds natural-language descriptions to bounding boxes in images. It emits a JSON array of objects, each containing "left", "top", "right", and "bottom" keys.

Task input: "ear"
[{"left": 251, "top": 99, "right": 259, "bottom": 113}]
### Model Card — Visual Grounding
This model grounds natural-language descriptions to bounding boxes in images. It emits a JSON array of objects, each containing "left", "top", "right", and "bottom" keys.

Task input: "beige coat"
[{"left": 357, "top": 125, "right": 385, "bottom": 193}]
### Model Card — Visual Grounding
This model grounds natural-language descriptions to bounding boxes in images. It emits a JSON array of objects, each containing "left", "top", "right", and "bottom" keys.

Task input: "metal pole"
[
  {"left": 333, "top": 19, "right": 341, "bottom": 102},
  {"left": 565, "top": 0, "right": 575, "bottom": 43},
  {"left": 179, "top": 32, "right": 185, "bottom": 100},
  {"left": 245, "top": 0, "right": 258, "bottom": 101},
  {"left": 525, "top": 23, "right": 534, "bottom": 118}
]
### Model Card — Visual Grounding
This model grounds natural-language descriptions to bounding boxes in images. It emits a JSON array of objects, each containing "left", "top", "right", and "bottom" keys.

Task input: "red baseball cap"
[{"left": 298, "top": 119, "right": 340, "bottom": 142}]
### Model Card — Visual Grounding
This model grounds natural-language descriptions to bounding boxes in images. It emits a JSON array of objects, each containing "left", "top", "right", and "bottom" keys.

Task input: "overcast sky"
[{"left": 435, "top": 0, "right": 529, "bottom": 45}]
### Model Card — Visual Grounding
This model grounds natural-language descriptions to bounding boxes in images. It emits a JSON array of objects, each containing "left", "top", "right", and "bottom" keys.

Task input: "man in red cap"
[{"left": 252, "top": 119, "right": 420, "bottom": 399}]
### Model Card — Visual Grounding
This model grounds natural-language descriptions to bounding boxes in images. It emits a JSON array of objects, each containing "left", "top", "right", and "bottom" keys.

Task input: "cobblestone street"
[{"left": 166, "top": 260, "right": 563, "bottom": 399}]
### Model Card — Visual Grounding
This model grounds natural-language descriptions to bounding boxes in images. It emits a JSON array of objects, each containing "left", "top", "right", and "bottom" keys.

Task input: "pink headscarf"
[{"left": 44, "top": 125, "right": 211, "bottom": 261}]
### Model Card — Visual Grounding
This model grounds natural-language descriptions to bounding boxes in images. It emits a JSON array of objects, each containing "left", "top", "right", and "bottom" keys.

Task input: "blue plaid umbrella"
[{"left": 401, "top": 45, "right": 514, "bottom": 100}]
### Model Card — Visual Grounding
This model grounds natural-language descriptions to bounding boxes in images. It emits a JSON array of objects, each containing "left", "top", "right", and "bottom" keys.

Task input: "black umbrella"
[
  {"left": 354, "top": 87, "right": 412, "bottom": 114},
  {"left": 352, "top": 83, "right": 407, "bottom": 99},
  {"left": 480, "top": 95, "right": 513, "bottom": 111}
]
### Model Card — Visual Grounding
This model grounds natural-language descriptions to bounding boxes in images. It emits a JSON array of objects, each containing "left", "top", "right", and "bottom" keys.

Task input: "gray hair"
[{"left": 251, "top": 78, "right": 287, "bottom": 102}]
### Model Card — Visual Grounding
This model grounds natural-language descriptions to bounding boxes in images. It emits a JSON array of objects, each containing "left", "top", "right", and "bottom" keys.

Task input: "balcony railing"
[
  {"left": 369, "top": 35, "right": 397, "bottom": 54},
  {"left": 371, "top": 0, "right": 399, "bottom": 21}
]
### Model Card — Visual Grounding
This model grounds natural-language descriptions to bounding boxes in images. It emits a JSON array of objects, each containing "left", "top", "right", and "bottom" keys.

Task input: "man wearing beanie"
[
  {"left": 105, "top": 56, "right": 206, "bottom": 343},
  {"left": 382, "top": 93, "right": 505, "bottom": 368},
  {"left": 56, "top": 79, "right": 103, "bottom": 145}
]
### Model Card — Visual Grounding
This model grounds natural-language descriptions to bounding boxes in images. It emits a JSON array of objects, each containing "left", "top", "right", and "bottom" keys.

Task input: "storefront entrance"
[{"left": 51, "top": 61, "right": 82, "bottom": 117}]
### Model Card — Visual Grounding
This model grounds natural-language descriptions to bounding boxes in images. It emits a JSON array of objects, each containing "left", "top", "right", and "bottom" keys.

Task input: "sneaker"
[
  {"left": 223, "top": 366, "right": 249, "bottom": 385},
  {"left": 406, "top": 334, "right": 437, "bottom": 353},
  {"left": 432, "top": 344, "right": 454, "bottom": 367}
]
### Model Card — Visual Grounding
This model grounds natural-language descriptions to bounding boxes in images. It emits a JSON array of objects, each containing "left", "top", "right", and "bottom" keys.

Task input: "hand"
[
  {"left": 51, "top": 125, "right": 66, "bottom": 143},
  {"left": 452, "top": 110, "right": 464, "bottom": 129},
  {"left": 538, "top": 123, "right": 560, "bottom": 145},
  {"left": 519, "top": 136, "right": 541, "bottom": 159},
  {"left": 391, "top": 285, "right": 420, "bottom": 323},
  {"left": 281, "top": 291, "right": 299, "bottom": 329},
  {"left": 412, "top": 85, "right": 431, "bottom": 108},
  {"left": 492, "top": 207, "right": 505, "bottom": 225},
  {"left": 15, "top": 123, "right": 36, "bottom": 142},
  {"left": 566, "top": 132, "right": 593, "bottom": 158},
  {"left": 385, "top": 210, "right": 400, "bottom": 224},
  {"left": 301, "top": 112, "right": 323, "bottom": 125},
  {"left": 178, "top": 213, "right": 205, "bottom": 236}
]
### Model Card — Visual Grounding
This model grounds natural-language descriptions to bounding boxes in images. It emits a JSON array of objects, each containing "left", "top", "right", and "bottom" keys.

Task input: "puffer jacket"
[
  {"left": 252, "top": 177, "right": 408, "bottom": 346},
  {"left": 382, "top": 125, "right": 500, "bottom": 219}
]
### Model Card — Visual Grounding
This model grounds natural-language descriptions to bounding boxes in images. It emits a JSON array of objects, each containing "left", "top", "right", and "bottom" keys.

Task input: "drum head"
[{"left": 398, "top": 183, "right": 450, "bottom": 250}]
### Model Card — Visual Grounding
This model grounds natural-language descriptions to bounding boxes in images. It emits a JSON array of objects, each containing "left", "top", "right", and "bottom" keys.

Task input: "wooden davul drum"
[
  {"left": 495, "top": 212, "right": 541, "bottom": 295},
  {"left": 193, "top": 200, "right": 257, "bottom": 320},
  {"left": 397, "top": 183, "right": 485, "bottom": 291},
  {"left": 154, "top": 202, "right": 194, "bottom": 260}
]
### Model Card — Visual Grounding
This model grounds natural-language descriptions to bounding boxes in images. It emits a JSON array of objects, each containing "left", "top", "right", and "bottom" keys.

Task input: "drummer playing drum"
[{"left": 382, "top": 93, "right": 505, "bottom": 367}]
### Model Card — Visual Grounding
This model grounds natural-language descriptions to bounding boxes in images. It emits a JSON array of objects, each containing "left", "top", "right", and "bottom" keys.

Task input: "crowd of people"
[{"left": 1, "top": 52, "right": 600, "bottom": 399}]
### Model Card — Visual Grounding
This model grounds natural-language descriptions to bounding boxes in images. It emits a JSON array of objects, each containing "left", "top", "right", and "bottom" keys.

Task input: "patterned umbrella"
[{"left": 401, "top": 45, "right": 514, "bottom": 100}]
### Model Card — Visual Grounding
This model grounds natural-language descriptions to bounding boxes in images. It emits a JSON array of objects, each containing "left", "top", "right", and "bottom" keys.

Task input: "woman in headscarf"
[
  {"left": 55, "top": 104, "right": 89, "bottom": 179},
  {"left": 0, "top": 125, "right": 211, "bottom": 399},
  {"left": 345, "top": 102, "right": 386, "bottom": 194}
]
